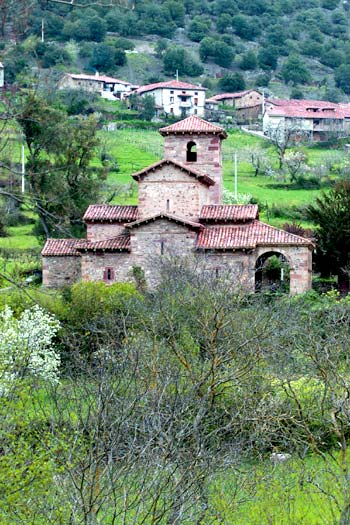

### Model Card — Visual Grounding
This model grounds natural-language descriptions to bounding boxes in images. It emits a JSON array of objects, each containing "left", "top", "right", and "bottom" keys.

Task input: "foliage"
[
  {"left": 163, "top": 46, "right": 203, "bottom": 76},
  {"left": 281, "top": 54, "right": 311, "bottom": 85},
  {"left": 218, "top": 72, "right": 246, "bottom": 92},
  {"left": 307, "top": 179, "right": 350, "bottom": 293},
  {"left": 0, "top": 305, "right": 60, "bottom": 387}
]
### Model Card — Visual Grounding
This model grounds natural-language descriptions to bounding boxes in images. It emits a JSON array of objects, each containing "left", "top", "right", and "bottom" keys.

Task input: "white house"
[
  {"left": 58, "top": 73, "right": 137, "bottom": 100},
  {"left": 130, "top": 80, "right": 206, "bottom": 117}
]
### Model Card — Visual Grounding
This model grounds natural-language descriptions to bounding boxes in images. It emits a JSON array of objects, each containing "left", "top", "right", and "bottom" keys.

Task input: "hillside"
[{"left": 1, "top": 0, "right": 350, "bottom": 99}]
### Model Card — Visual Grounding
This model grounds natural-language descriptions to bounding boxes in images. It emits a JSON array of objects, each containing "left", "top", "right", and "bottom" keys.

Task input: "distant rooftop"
[{"left": 133, "top": 80, "right": 206, "bottom": 95}]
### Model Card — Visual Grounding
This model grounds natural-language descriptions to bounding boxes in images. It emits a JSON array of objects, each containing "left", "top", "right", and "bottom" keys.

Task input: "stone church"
[{"left": 42, "top": 116, "right": 313, "bottom": 294}]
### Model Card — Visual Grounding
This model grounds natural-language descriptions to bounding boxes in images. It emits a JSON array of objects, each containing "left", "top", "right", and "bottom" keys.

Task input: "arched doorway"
[{"left": 255, "top": 251, "right": 290, "bottom": 293}]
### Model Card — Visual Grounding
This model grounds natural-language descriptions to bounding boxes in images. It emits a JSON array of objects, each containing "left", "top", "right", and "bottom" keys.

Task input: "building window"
[
  {"left": 160, "top": 241, "right": 165, "bottom": 255},
  {"left": 170, "top": 90, "right": 174, "bottom": 94},
  {"left": 194, "top": 98, "right": 198, "bottom": 105},
  {"left": 195, "top": 92, "right": 198, "bottom": 95},
  {"left": 194, "top": 109, "right": 198, "bottom": 115},
  {"left": 186, "top": 141, "right": 197, "bottom": 162},
  {"left": 215, "top": 268, "right": 220, "bottom": 278},
  {"left": 103, "top": 267, "right": 115, "bottom": 283},
  {"left": 170, "top": 107, "right": 174, "bottom": 114},
  {"left": 170, "top": 96, "right": 174, "bottom": 103},
  {"left": 166, "top": 199, "right": 170, "bottom": 211}
]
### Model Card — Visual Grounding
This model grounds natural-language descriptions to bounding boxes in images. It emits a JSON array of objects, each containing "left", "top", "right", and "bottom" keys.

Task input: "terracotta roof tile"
[
  {"left": 197, "top": 221, "right": 313, "bottom": 250},
  {"left": 207, "top": 90, "right": 260, "bottom": 102},
  {"left": 131, "top": 159, "right": 215, "bottom": 186},
  {"left": 77, "top": 234, "right": 131, "bottom": 252},
  {"left": 159, "top": 116, "right": 227, "bottom": 137},
  {"left": 125, "top": 213, "right": 203, "bottom": 230},
  {"left": 83, "top": 205, "right": 138, "bottom": 223},
  {"left": 41, "top": 239, "right": 84, "bottom": 257},
  {"left": 200, "top": 205, "right": 259, "bottom": 222},
  {"left": 133, "top": 80, "right": 206, "bottom": 95}
]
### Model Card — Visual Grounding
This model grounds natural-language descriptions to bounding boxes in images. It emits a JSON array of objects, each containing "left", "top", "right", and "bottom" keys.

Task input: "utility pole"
[
  {"left": 21, "top": 145, "right": 25, "bottom": 194},
  {"left": 234, "top": 152, "right": 238, "bottom": 200},
  {"left": 175, "top": 69, "right": 179, "bottom": 81}
]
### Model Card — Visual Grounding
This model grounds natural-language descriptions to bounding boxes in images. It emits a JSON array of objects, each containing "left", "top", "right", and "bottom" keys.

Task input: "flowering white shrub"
[
  {"left": 223, "top": 188, "right": 252, "bottom": 204},
  {"left": 0, "top": 305, "right": 60, "bottom": 387}
]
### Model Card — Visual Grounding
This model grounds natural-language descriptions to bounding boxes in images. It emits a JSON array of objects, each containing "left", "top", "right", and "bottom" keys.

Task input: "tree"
[
  {"left": 281, "top": 54, "right": 311, "bottom": 85},
  {"left": 187, "top": 16, "right": 211, "bottom": 42},
  {"left": 266, "top": 123, "right": 306, "bottom": 170},
  {"left": 163, "top": 47, "right": 203, "bottom": 76},
  {"left": 258, "top": 46, "right": 279, "bottom": 70},
  {"left": 218, "top": 73, "right": 246, "bottom": 92},
  {"left": 240, "top": 50, "right": 257, "bottom": 70},
  {"left": 307, "top": 180, "right": 350, "bottom": 293},
  {"left": 139, "top": 94, "right": 156, "bottom": 121},
  {"left": 16, "top": 93, "right": 106, "bottom": 238},
  {"left": 335, "top": 64, "right": 350, "bottom": 94}
]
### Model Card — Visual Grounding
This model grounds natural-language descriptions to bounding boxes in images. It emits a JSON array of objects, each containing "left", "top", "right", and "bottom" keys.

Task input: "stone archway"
[{"left": 255, "top": 251, "right": 290, "bottom": 293}]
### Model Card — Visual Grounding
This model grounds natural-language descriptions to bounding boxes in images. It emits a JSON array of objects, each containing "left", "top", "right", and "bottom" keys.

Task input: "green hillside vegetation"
[{"left": 2, "top": 0, "right": 350, "bottom": 98}]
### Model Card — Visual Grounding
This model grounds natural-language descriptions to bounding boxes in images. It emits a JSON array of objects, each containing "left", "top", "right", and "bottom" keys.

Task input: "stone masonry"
[{"left": 42, "top": 115, "right": 313, "bottom": 294}]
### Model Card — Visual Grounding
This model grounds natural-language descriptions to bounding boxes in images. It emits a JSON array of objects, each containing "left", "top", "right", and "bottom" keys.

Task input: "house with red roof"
[
  {"left": 129, "top": 80, "right": 206, "bottom": 118},
  {"left": 263, "top": 99, "right": 348, "bottom": 141},
  {"left": 206, "top": 90, "right": 263, "bottom": 122},
  {"left": 58, "top": 72, "right": 137, "bottom": 100},
  {"left": 42, "top": 115, "right": 313, "bottom": 294}
]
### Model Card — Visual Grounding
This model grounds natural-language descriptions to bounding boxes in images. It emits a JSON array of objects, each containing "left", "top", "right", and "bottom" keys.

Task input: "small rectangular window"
[
  {"left": 103, "top": 267, "right": 115, "bottom": 282},
  {"left": 194, "top": 98, "right": 198, "bottom": 105},
  {"left": 170, "top": 90, "right": 174, "bottom": 94},
  {"left": 160, "top": 241, "right": 164, "bottom": 255},
  {"left": 170, "top": 96, "right": 174, "bottom": 103},
  {"left": 166, "top": 199, "right": 170, "bottom": 211}
]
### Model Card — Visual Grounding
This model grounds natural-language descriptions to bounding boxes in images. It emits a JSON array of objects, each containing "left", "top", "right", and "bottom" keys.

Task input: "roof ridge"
[
  {"left": 125, "top": 212, "right": 203, "bottom": 230},
  {"left": 131, "top": 158, "right": 215, "bottom": 186}
]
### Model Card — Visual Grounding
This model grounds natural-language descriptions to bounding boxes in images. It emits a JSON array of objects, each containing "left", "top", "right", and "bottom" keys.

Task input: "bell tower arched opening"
[{"left": 186, "top": 141, "right": 197, "bottom": 162}]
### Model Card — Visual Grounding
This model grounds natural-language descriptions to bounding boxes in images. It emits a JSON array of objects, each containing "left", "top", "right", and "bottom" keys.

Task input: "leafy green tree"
[
  {"left": 255, "top": 72, "right": 270, "bottom": 86},
  {"left": 89, "top": 43, "right": 126, "bottom": 71},
  {"left": 232, "top": 14, "right": 257, "bottom": 40},
  {"left": 307, "top": 180, "right": 350, "bottom": 293},
  {"left": 163, "top": 46, "right": 203, "bottom": 76},
  {"left": 164, "top": 0, "right": 185, "bottom": 26},
  {"left": 335, "top": 64, "right": 350, "bottom": 94},
  {"left": 187, "top": 16, "right": 211, "bottom": 42},
  {"left": 155, "top": 38, "right": 168, "bottom": 58},
  {"left": 199, "top": 37, "right": 216, "bottom": 62},
  {"left": 17, "top": 94, "right": 105, "bottom": 238},
  {"left": 216, "top": 13, "right": 232, "bottom": 32},
  {"left": 258, "top": 46, "right": 279, "bottom": 70},
  {"left": 240, "top": 50, "right": 257, "bottom": 70},
  {"left": 320, "top": 48, "right": 344, "bottom": 68},
  {"left": 290, "top": 87, "right": 304, "bottom": 99},
  {"left": 281, "top": 54, "right": 311, "bottom": 85},
  {"left": 139, "top": 94, "right": 156, "bottom": 121},
  {"left": 218, "top": 72, "right": 246, "bottom": 92}
]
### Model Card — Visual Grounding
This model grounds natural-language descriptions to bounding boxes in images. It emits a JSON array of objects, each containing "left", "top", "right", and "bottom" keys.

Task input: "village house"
[
  {"left": 42, "top": 115, "right": 313, "bottom": 294},
  {"left": 263, "top": 99, "right": 350, "bottom": 141},
  {"left": 129, "top": 80, "right": 206, "bottom": 118},
  {"left": 58, "top": 72, "right": 137, "bottom": 100},
  {"left": 206, "top": 90, "right": 263, "bottom": 123}
]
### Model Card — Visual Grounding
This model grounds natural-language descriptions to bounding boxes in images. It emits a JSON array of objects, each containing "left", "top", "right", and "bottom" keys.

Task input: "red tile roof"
[
  {"left": 207, "top": 90, "right": 260, "bottom": 102},
  {"left": 200, "top": 205, "right": 259, "bottom": 222},
  {"left": 41, "top": 239, "right": 84, "bottom": 257},
  {"left": 266, "top": 98, "right": 346, "bottom": 119},
  {"left": 67, "top": 73, "right": 131, "bottom": 85},
  {"left": 159, "top": 116, "right": 227, "bottom": 138},
  {"left": 76, "top": 234, "right": 131, "bottom": 252},
  {"left": 131, "top": 159, "right": 215, "bottom": 186},
  {"left": 133, "top": 80, "right": 206, "bottom": 95},
  {"left": 196, "top": 221, "right": 313, "bottom": 250},
  {"left": 125, "top": 213, "right": 203, "bottom": 231},
  {"left": 83, "top": 205, "right": 138, "bottom": 223}
]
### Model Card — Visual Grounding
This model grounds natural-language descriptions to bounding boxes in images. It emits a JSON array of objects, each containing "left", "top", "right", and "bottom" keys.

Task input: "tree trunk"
[{"left": 338, "top": 272, "right": 350, "bottom": 296}]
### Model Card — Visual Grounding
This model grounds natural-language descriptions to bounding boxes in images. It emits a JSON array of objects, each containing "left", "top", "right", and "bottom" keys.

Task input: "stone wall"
[
  {"left": 86, "top": 223, "right": 126, "bottom": 242},
  {"left": 163, "top": 134, "right": 224, "bottom": 204},
  {"left": 129, "top": 219, "right": 197, "bottom": 286},
  {"left": 255, "top": 246, "right": 312, "bottom": 294},
  {"left": 200, "top": 251, "right": 255, "bottom": 291},
  {"left": 137, "top": 164, "right": 210, "bottom": 220},
  {"left": 42, "top": 256, "right": 81, "bottom": 288},
  {"left": 81, "top": 252, "right": 134, "bottom": 283}
]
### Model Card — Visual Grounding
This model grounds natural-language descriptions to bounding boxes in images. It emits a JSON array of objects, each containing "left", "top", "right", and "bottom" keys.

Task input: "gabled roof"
[
  {"left": 131, "top": 159, "right": 215, "bottom": 186},
  {"left": 159, "top": 116, "right": 227, "bottom": 138},
  {"left": 83, "top": 205, "right": 138, "bottom": 223},
  {"left": 200, "top": 205, "right": 259, "bottom": 222},
  {"left": 207, "top": 90, "right": 261, "bottom": 102},
  {"left": 133, "top": 80, "right": 206, "bottom": 95},
  {"left": 66, "top": 73, "right": 131, "bottom": 85},
  {"left": 76, "top": 234, "right": 131, "bottom": 252},
  {"left": 125, "top": 213, "right": 203, "bottom": 231},
  {"left": 196, "top": 221, "right": 313, "bottom": 250},
  {"left": 41, "top": 238, "right": 84, "bottom": 257}
]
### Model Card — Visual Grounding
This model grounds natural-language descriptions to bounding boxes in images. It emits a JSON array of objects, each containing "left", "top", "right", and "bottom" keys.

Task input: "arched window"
[{"left": 186, "top": 141, "right": 197, "bottom": 162}]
